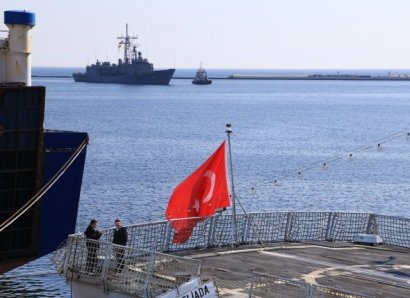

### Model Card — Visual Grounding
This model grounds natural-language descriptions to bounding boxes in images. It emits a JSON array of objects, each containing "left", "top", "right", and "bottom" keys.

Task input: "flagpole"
[{"left": 226, "top": 123, "right": 239, "bottom": 246}]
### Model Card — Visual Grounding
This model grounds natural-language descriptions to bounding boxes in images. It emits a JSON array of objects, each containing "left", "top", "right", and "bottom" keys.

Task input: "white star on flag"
[{"left": 193, "top": 199, "right": 200, "bottom": 213}]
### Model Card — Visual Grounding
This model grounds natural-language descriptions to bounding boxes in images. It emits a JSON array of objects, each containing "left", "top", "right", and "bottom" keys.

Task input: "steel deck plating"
[{"left": 181, "top": 242, "right": 410, "bottom": 297}]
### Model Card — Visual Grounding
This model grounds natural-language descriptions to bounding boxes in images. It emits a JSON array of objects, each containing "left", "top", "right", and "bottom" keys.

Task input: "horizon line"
[{"left": 32, "top": 66, "right": 410, "bottom": 71}]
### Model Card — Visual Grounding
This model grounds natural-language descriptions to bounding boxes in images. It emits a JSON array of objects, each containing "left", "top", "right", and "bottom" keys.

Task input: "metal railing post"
[
  {"left": 207, "top": 215, "right": 216, "bottom": 247},
  {"left": 248, "top": 272, "right": 255, "bottom": 298},
  {"left": 284, "top": 212, "right": 293, "bottom": 242},
  {"left": 101, "top": 242, "right": 113, "bottom": 293},
  {"left": 306, "top": 284, "right": 313, "bottom": 298},
  {"left": 58, "top": 238, "right": 71, "bottom": 276},
  {"left": 162, "top": 221, "right": 172, "bottom": 253},
  {"left": 325, "top": 212, "right": 335, "bottom": 241},
  {"left": 66, "top": 236, "right": 82, "bottom": 280},
  {"left": 144, "top": 251, "right": 157, "bottom": 298},
  {"left": 197, "top": 260, "right": 202, "bottom": 277},
  {"left": 243, "top": 213, "right": 253, "bottom": 244},
  {"left": 68, "top": 236, "right": 78, "bottom": 281}
]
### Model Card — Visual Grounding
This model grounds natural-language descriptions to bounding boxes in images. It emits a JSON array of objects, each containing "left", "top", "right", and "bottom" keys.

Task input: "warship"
[
  {"left": 73, "top": 24, "right": 175, "bottom": 85},
  {"left": 0, "top": 10, "right": 88, "bottom": 274},
  {"left": 53, "top": 125, "right": 410, "bottom": 298}
]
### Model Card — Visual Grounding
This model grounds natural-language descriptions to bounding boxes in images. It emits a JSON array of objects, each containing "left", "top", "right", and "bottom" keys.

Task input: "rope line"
[
  {"left": 274, "top": 132, "right": 410, "bottom": 183},
  {"left": 0, "top": 137, "right": 89, "bottom": 233},
  {"left": 235, "top": 195, "right": 265, "bottom": 246},
  {"left": 264, "top": 130, "right": 409, "bottom": 186}
]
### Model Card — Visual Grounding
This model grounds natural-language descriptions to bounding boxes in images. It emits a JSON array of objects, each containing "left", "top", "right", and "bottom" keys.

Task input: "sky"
[{"left": 1, "top": 0, "right": 410, "bottom": 69}]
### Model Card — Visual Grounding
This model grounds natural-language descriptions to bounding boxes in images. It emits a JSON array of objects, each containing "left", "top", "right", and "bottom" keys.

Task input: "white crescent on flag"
[
  {"left": 165, "top": 141, "right": 230, "bottom": 244},
  {"left": 201, "top": 170, "right": 216, "bottom": 204}
]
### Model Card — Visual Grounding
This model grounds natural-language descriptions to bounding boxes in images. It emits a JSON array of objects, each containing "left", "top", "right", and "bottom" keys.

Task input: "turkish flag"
[{"left": 165, "top": 141, "right": 231, "bottom": 244}]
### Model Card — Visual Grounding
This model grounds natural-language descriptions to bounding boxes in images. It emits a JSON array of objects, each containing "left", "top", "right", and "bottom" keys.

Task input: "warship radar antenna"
[{"left": 117, "top": 23, "right": 138, "bottom": 64}]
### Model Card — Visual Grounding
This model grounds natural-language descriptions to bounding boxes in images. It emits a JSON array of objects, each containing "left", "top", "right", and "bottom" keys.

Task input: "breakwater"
[{"left": 33, "top": 74, "right": 410, "bottom": 81}]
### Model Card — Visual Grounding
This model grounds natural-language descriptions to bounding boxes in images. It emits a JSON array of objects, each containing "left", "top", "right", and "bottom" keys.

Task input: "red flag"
[{"left": 165, "top": 141, "right": 231, "bottom": 243}]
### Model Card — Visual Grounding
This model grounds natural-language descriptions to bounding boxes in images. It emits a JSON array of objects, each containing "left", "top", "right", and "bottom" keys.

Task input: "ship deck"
[{"left": 176, "top": 242, "right": 410, "bottom": 297}]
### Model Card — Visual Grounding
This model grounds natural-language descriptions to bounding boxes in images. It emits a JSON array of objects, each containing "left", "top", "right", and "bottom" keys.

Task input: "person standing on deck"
[
  {"left": 84, "top": 219, "right": 103, "bottom": 272},
  {"left": 113, "top": 219, "right": 128, "bottom": 272}
]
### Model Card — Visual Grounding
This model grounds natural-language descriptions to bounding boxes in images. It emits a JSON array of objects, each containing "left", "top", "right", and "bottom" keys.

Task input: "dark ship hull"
[
  {"left": 73, "top": 69, "right": 175, "bottom": 85},
  {"left": 192, "top": 79, "right": 212, "bottom": 85},
  {"left": 0, "top": 85, "right": 88, "bottom": 274},
  {"left": 192, "top": 64, "right": 212, "bottom": 85}
]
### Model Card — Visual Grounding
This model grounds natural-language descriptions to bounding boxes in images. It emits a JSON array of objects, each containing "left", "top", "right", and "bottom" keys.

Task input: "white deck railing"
[
  {"left": 53, "top": 236, "right": 201, "bottom": 297},
  {"left": 249, "top": 272, "right": 370, "bottom": 298},
  {"left": 54, "top": 211, "right": 409, "bottom": 297},
  {"left": 98, "top": 211, "right": 409, "bottom": 252}
]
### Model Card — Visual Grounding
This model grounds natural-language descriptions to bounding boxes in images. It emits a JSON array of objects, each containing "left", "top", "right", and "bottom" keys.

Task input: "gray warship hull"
[{"left": 73, "top": 68, "right": 175, "bottom": 85}]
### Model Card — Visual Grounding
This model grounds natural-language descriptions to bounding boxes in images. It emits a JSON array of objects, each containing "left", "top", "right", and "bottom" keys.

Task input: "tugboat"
[
  {"left": 73, "top": 24, "right": 175, "bottom": 85},
  {"left": 192, "top": 63, "right": 212, "bottom": 85}
]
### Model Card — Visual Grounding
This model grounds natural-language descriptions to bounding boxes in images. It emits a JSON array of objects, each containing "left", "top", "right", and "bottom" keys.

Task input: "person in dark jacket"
[
  {"left": 113, "top": 219, "right": 128, "bottom": 272},
  {"left": 84, "top": 219, "right": 103, "bottom": 272}
]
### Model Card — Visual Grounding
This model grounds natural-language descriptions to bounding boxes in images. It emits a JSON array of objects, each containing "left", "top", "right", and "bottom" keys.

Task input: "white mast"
[
  {"left": 226, "top": 123, "right": 239, "bottom": 245},
  {"left": 117, "top": 24, "right": 138, "bottom": 64}
]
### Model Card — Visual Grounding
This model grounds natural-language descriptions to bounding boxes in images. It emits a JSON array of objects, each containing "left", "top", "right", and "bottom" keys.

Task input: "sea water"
[{"left": 1, "top": 68, "right": 410, "bottom": 296}]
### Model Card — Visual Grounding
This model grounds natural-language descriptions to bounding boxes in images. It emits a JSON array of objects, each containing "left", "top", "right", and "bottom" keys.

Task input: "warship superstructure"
[{"left": 73, "top": 24, "right": 175, "bottom": 85}]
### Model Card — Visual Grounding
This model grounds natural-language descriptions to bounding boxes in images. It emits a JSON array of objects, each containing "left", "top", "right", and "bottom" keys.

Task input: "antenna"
[{"left": 117, "top": 23, "right": 138, "bottom": 64}]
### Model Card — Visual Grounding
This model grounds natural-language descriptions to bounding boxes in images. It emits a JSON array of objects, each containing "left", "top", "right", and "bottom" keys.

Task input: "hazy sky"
[{"left": 2, "top": 0, "right": 410, "bottom": 69}]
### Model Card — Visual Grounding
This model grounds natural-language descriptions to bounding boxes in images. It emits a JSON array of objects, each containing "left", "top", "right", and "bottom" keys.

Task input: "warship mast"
[{"left": 117, "top": 24, "right": 138, "bottom": 64}]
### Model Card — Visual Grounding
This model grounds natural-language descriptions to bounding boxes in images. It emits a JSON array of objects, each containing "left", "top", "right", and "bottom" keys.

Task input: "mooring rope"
[{"left": 0, "top": 137, "right": 89, "bottom": 233}]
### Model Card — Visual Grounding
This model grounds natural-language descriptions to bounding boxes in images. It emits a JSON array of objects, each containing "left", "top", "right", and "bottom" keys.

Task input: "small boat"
[{"left": 192, "top": 63, "right": 212, "bottom": 85}]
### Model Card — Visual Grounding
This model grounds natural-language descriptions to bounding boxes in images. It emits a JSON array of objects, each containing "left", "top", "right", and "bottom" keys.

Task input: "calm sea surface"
[{"left": 1, "top": 68, "right": 410, "bottom": 296}]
